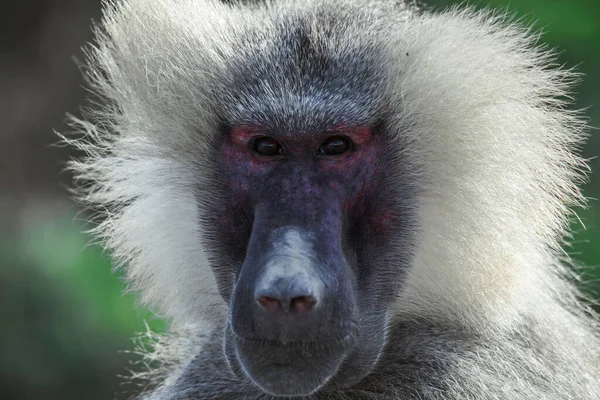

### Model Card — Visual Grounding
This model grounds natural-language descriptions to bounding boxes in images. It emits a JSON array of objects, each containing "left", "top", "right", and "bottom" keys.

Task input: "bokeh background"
[{"left": 1, "top": 1, "right": 598, "bottom": 399}]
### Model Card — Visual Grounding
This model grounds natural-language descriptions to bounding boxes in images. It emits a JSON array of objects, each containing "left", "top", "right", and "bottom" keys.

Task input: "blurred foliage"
[
  {"left": 1, "top": 0, "right": 599, "bottom": 399},
  {"left": 0, "top": 212, "right": 165, "bottom": 399}
]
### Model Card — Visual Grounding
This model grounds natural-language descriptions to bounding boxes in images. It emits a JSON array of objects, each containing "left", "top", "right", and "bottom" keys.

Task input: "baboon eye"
[
  {"left": 252, "top": 137, "right": 283, "bottom": 156},
  {"left": 318, "top": 136, "right": 352, "bottom": 156}
]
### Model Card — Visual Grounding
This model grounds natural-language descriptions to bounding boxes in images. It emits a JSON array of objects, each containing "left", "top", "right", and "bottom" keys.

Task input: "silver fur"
[{"left": 62, "top": 0, "right": 600, "bottom": 398}]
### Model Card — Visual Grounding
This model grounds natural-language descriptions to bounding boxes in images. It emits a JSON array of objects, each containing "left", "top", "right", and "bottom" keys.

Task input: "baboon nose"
[{"left": 257, "top": 294, "right": 317, "bottom": 313}]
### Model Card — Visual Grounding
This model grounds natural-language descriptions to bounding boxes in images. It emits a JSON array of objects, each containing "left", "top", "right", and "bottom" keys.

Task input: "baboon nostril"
[
  {"left": 291, "top": 295, "right": 317, "bottom": 313},
  {"left": 257, "top": 296, "right": 282, "bottom": 312},
  {"left": 256, "top": 294, "right": 317, "bottom": 313}
]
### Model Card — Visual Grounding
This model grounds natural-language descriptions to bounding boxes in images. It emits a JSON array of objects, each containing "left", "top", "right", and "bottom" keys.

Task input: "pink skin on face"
[{"left": 220, "top": 124, "right": 393, "bottom": 238}]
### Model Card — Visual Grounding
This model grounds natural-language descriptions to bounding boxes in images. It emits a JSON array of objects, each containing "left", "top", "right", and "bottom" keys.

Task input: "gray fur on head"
[{"left": 63, "top": 0, "right": 599, "bottom": 398}]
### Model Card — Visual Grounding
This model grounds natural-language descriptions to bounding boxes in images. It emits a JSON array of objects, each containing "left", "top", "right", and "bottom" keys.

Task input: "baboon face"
[{"left": 199, "top": 23, "right": 418, "bottom": 396}]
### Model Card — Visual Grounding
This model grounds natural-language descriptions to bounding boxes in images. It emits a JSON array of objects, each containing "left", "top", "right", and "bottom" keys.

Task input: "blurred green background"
[{"left": 0, "top": 1, "right": 598, "bottom": 399}]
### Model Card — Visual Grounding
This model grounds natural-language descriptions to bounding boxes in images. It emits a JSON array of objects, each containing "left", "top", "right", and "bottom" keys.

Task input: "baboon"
[{"left": 64, "top": 0, "right": 600, "bottom": 398}]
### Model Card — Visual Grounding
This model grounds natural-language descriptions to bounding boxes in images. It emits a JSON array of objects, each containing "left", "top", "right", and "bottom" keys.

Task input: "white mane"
[{"left": 62, "top": 1, "right": 599, "bottom": 398}]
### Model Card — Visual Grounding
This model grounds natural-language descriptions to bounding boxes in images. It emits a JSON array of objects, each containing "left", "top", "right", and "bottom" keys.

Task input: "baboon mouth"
[
  {"left": 234, "top": 333, "right": 356, "bottom": 350},
  {"left": 234, "top": 337, "right": 347, "bottom": 396}
]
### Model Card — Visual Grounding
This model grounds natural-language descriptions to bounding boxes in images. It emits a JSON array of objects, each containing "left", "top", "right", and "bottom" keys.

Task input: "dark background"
[{"left": 1, "top": 1, "right": 598, "bottom": 399}]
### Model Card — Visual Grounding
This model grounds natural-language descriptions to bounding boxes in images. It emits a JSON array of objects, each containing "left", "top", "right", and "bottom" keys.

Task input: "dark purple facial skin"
[{"left": 203, "top": 124, "right": 409, "bottom": 396}]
